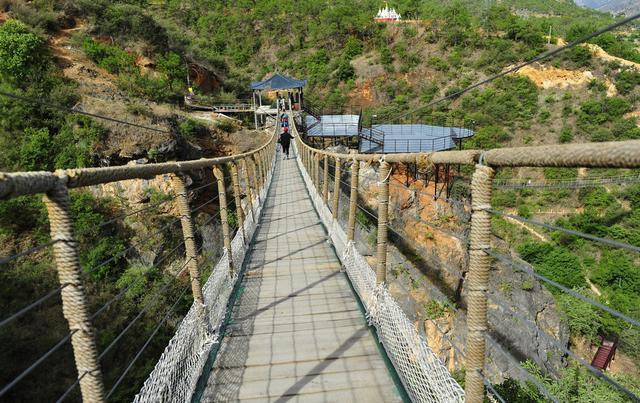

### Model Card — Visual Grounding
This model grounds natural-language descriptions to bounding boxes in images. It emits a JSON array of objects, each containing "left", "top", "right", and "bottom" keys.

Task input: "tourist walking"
[{"left": 279, "top": 127, "right": 293, "bottom": 159}]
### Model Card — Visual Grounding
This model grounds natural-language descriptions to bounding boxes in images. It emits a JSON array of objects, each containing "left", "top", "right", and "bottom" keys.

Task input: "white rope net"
[
  {"left": 133, "top": 161, "right": 274, "bottom": 403},
  {"left": 293, "top": 143, "right": 465, "bottom": 403}
]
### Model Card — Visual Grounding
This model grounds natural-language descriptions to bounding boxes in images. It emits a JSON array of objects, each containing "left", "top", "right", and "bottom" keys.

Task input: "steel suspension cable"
[
  {"left": 0, "top": 189, "right": 204, "bottom": 328},
  {"left": 57, "top": 237, "right": 216, "bottom": 402},
  {"left": 105, "top": 285, "right": 190, "bottom": 400},
  {"left": 400, "top": 11, "right": 640, "bottom": 115},
  {"left": 488, "top": 209, "right": 640, "bottom": 253},
  {"left": 487, "top": 293, "right": 640, "bottom": 401},
  {"left": 485, "top": 335, "right": 560, "bottom": 403},
  {"left": 485, "top": 248, "right": 640, "bottom": 328},
  {"left": 0, "top": 90, "right": 170, "bottom": 133},
  {"left": 0, "top": 331, "right": 76, "bottom": 398}
]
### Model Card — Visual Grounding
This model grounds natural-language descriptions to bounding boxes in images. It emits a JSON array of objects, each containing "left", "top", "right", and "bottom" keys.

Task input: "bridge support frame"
[
  {"left": 332, "top": 157, "right": 341, "bottom": 218},
  {"left": 376, "top": 160, "right": 391, "bottom": 284},
  {"left": 229, "top": 162, "right": 246, "bottom": 244},
  {"left": 346, "top": 155, "right": 360, "bottom": 242},
  {"left": 171, "top": 174, "right": 205, "bottom": 306},
  {"left": 43, "top": 180, "right": 106, "bottom": 403},
  {"left": 213, "top": 166, "right": 234, "bottom": 275},
  {"left": 464, "top": 164, "right": 495, "bottom": 403}
]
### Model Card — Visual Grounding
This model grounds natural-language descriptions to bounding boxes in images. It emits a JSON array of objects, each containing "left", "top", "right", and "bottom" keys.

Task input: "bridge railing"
[
  {"left": 0, "top": 127, "right": 277, "bottom": 402},
  {"left": 294, "top": 125, "right": 640, "bottom": 403}
]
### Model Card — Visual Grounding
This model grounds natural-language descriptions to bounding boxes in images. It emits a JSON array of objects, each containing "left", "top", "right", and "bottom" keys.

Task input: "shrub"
[
  {"left": 0, "top": 20, "right": 50, "bottom": 86},
  {"left": 19, "top": 127, "right": 54, "bottom": 171},
  {"left": 334, "top": 58, "right": 355, "bottom": 81},
  {"left": 517, "top": 204, "right": 532, "bottom": 218},
  {"left": 615, "top": 69, "right": 640, "bottom": 95},
  {"left": 342, "top": 36, "right": 363, "bottom": 60},
  {"left": 54, "top": 115, "right": 108, "bottom": 169},
  {"left": 96, "top": 3, "right": 169, "bottom": 50},
  {"left": 0, "top": 195, "right": 48, "bottom": 237},
  {"left": 424, "top": 300, "right": 447, "bottom": 319},
  {"left": 588, "top": 79, "right": 607, "bottom": 92},
  {"left": 556, "top": 290, "right": 602, "bottom": 342},
  {"left": 427, "top": 56, "right": 448, "bottom": 72},
  {"left": 565, "top": 46, "right": 592, "bottom": 68},
  {"left": 543, "top": 168, "right": 577, "bottom": 180},
  {"left": 82, "top": 37, "right": 136, "bottom": 74},
  {"left": 178, "top": 119, "right": 208, "bottom": 139},
  {"left": 156, "top": 52, "right": 187, "bottom": 89},
  {"left": 518, "top": 241, "right": 585, "bottom": 289},
  {"left": 559, "top": 126, "right": 573, "bottom": 143},
  {"left": 465, "top": 126, "right": 511, "bottom": 149},
  {"left": 591, "top": 250, "right": 640, "bottom": 293},
  {"left": 379, "top": 46, "right": 393, "bottom": 66}
]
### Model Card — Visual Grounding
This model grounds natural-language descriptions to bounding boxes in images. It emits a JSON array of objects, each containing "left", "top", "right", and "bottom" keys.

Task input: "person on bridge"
[{"left": 279, "top": 127, "right": 293, "bottom": 159}]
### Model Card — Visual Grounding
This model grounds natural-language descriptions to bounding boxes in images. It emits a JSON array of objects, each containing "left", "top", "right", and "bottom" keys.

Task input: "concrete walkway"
[{"left": 200, "top": 152, "right": 401, "bottom": 402}]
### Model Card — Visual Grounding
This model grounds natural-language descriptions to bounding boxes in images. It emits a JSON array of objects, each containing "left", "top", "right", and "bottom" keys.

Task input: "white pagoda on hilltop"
[{"left": 374, "top": 2, "right": 401, "bottom": 22}]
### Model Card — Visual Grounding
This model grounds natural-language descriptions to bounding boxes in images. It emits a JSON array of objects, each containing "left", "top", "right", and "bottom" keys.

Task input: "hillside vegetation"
[{"left": 0, "top": 0, "right": 639, "bottom": 401}]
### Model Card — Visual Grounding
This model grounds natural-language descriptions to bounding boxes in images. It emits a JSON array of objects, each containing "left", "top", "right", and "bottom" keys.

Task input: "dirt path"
[{"left": 504, "top": 215, "right": 549, "bottom": 241}]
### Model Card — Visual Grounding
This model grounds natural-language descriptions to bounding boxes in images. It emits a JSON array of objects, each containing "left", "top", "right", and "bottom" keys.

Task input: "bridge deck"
[{"left": 199, "top": 153, "right": 401, "bottom": 402}]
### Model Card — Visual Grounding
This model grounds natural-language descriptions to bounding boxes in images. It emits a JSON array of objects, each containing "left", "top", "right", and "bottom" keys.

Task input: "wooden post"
[
  {"left": 243, "top": 158, "right": 256, "bottom": 224},
  {"left": 43, "top": 181, "right": 106, "bottom": 402},
  {"left": 229, "top": 161, "right": 246, "bottom": 244},
  {"left": 323, "top": 155, "right": 329, "bottom": 203},
  {"left": 464, "top": 164, "right": 495, "bottom": 403},
  {"left": 170, "top": 174, "right": 205, "bottom": 305},
  {"left": 213, "top": 166, "right": 234, "bottom": 274},
  {"left": 254, "top": 154, "right": 264, "bottom": 195},
  {"left": 246, "top": 157, "right": 260, "bottom": 207},
  {"left": 376, "top": 161, "right": 391, "bottom": 284},
  {"left": 346, "top": 155, "right": 359, "bottom": 242},
  {"left": 332, "top": 157, "right": 341, "bottom": 218}
]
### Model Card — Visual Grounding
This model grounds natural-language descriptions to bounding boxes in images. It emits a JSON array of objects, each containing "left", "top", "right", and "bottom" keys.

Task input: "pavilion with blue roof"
[{"left": 250, "top": 73, "right": 307, "bottom": 128}]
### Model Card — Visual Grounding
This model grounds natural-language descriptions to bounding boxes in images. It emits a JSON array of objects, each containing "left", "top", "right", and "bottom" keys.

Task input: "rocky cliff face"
[
  {"left": 341, "top": 159, "right": 569, "bottom": 382},
  {"left": 88, "top": 167, "right": 224, "bottom": 272}
]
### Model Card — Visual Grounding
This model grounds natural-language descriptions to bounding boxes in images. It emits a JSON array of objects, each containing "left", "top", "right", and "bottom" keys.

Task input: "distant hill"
[{"left": 574, "top": 0, "right": 640, "bottom": 15}]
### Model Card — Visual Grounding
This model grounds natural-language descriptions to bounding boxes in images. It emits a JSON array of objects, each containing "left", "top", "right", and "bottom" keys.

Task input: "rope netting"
[
  {"left": 133, "top": 163, "right": 273, "bottom": 402},
  {"left": 294, "top": 143, "right": 465, "bottom": 403}
]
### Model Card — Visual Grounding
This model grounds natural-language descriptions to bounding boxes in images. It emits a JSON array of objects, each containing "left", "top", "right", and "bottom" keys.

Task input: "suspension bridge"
[{"left": 1, "top": 112, "right": 639, "bottom": 402}]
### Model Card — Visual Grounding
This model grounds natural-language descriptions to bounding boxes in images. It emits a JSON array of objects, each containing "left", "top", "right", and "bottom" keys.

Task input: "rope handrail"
[
  {"left": 0, "top": 130, "right": 276, "bottom": 200},
  {"left": 296, "top": 132, "right": 640, "bottom": 168}
]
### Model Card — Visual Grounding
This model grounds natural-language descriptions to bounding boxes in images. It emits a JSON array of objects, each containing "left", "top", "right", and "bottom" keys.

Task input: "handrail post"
[
  {"left": 251, "top": 156, "right": 263, "bottom": 202},
  {"left": 170, "top": 174, "right": 205, "bottom": 306},
  {"left": 230, "top": 161, "right": 246, "bottom": 244},
  {"left": 323, "top": 155, "right": 329, "bottom": 203},
  {"left": 346, "top": 155, "right": 359, "bottom": 242},
  {"left": 464, "top": 164, "right": 495, "bottom": 403},
  {"left": 213, "top": 166, "right": 234, "bottom": 275},
  {"left": 314, "top": 153, "right": 320, "bottom": 191},
  {"left": 242, "top": 158, "right": 256, "bottom": 224},
  {"left": 332, "top": 157, "right": 341, "bottom": 218},
  {"left": 376, "top": 160, "right": 390, "bottom": 284},
  {"left": 43, "top": 180, "right": 106, "bottom": 402}
]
